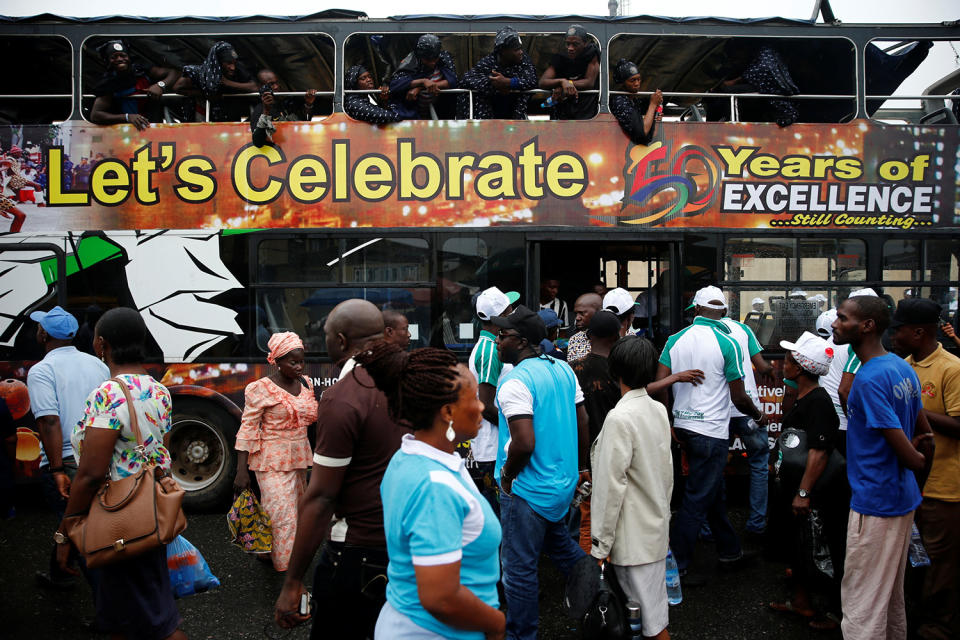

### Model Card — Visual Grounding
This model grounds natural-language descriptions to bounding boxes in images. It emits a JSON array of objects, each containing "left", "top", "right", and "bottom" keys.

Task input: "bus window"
[
  {"left": 341, "top": 237, "right": 430, "bottom": 283},
  {"left": 867, "top": 40, "right": 959, "bottom": 124},
  {"left": 882, "top": 239, "right": 921, "bottom": 282},
  {"left": 81, "top": 34, "right": 335, "bottom": 124},
  {"left": 256, "top": 287, "right": 434, "bottom": 354},
  {"left": 258, "top": 237, "right": 341, "bottom": 284},
  {"left": 0, "top": 36, "right": 72, "bottom": 124},
  {"left": 609, "top": 34, "right": 856, "bottom": 124},
  {"left": 799, "top": 238, "right": 866, "bottom": 281},
  {"left": 439, "top": 234, "right": 524, "bottom": 351},
  {"left": 725, "top": 238, "right": 796, "bottom": 281}
]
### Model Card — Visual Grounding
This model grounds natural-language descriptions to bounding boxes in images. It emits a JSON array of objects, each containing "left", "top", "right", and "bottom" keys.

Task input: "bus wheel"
[{"left": 168, "top": 400, "right": 237, "bottom": 512}]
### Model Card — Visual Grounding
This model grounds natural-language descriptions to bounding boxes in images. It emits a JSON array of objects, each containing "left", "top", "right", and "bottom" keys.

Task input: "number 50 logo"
[{"left": 618, "top": 141, "right": 721, "bottom": 226}]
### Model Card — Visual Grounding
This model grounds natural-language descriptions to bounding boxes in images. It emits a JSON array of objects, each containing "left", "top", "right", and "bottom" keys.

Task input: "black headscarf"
[
  {"left": 97, "top": 40, "right": 128, "bottom": 63},
  {"left": 613, "top": 59, "right": 640, "bottom": 85},
  {"left": 183, "top": 41, "right": 238, "bottom": 96},
  {"left": 494, "top": 27, "right": 522, "bottom": 54},
  {"left": 345, "top": 65, "right": 368, "bottom": 90},
  {"left": 414, "top": 34, "right": 442, "bottom": 60}
]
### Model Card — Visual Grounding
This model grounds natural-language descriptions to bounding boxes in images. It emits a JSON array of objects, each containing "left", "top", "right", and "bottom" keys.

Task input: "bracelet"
[{"left": 49, "top": 466, "right": 65, "bottom": 474}]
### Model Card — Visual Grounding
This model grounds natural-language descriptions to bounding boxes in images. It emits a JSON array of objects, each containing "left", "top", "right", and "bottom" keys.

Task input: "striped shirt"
[
  {"left": 722, "top": 318, "right": 763, "bottom": 418},
  {"left": 468, "top": 330, "right": 511, "bottom": 462},
  {"left": 659, "top": 316, "right": 745, "bottom": 439}
]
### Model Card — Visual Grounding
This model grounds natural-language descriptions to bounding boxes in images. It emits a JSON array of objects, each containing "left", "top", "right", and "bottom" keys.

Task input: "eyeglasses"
[{"left": 498, "top": 330, "right": 522, "bottom": 340}]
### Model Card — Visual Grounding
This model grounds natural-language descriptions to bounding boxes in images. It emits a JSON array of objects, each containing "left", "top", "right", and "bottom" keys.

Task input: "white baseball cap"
[
  {"left": 751, "top": 297, "right": 765, "bottom": 306},
  {"left": 815, "top": 308, "right": 837, "bottom": 338},
  {"left": 808, "top": 294, "right": 827, "bottom": 303},
  {"left": 790, "top": 289, "right": 808, "bottom": 298},
  {"left": 602, "top": 287, "right": 635, "bottom": 316},
  {"left": 848, "top": 287, "right": 878, "bottom": 299},
  {"left": 780, "top": 331, "right": 834, "bottom": 376},
  {"left": 476, "top": 286, "right": 520, "bottom": 321},
  {"left": 686, "top": 285, "right": 727, "bottom": 310}
]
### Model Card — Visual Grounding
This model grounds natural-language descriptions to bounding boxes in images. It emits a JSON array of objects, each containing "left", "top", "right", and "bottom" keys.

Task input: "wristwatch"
[
  {"left": 156, "top": 80, "right": 166, "bottom": 91},
  {"left": 797, "top": 488, "right": 810, "bottom": 499},
  {"left": 53, "top": 531, "right": 68, "bottom": 545}
]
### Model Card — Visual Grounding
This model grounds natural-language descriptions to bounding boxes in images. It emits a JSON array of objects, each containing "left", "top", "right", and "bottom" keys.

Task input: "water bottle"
[
  {"left": 540, "top": 95, "right": 556, "bottom": 108},
  {"left": 665, "top": 548, "right": 683, "bottom": 605},
  {"left": 571, "top": 480, "right": 591, "bottom": 508},
  {"left": 908, "top": 523, "right": 931, "bottom": 568},
  {"left": 626, "top": 601, "right": 643, "bottom": 639}
]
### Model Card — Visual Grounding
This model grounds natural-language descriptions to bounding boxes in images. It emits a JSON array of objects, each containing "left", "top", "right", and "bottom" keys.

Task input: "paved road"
[{"left": 2, "top": 484, "right": 840, "bottom": 639}]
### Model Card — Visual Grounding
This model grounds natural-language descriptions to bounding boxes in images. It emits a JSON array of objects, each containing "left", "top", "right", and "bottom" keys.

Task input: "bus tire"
[{"left": 168, "top": 399, "right": 238, "bottom": 512}]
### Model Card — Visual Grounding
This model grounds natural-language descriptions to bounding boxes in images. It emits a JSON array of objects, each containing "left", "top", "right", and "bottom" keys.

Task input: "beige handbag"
[{"left": 66, "top": 377, "right": 187, "bottom": 569}]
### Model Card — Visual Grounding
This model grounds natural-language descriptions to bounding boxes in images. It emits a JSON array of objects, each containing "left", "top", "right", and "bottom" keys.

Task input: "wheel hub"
[{"left": 185, "top": 440, "right": 210, "bottom": 464}]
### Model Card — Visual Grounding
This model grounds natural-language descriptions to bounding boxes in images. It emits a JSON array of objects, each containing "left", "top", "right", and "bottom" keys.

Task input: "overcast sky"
[{"left": 5, "top": 0, "right": 957, "bottom": 98}]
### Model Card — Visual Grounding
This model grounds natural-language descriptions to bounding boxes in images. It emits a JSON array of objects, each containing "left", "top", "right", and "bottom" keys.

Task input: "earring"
[
  {"left": 98, "top": 351, "right": 105, "bottom": 363},
  {"left": 445, "top": 419, "right": 456, "bottom": 442}
]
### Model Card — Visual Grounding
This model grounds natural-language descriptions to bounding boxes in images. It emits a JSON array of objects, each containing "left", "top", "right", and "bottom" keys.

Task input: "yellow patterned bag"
[{"left": 226, "top": 489, "right": 272, "bottom": 555}]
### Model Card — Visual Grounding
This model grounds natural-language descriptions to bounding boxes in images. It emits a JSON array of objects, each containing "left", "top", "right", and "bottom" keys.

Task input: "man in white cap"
[
  {"left": 656, "top": 286, "right": 768, "bottom": 582},
  {"left": 752, "top": 298, "right": 766, "bottom": 314},
  {"left": 808, "top": 294, "right": 828, "bottom": 311},
  {"left": 722, "top": 295, "right": 773, "bottom": 537},
  {"left": 602, "top": 287, "right": 636, "bottom": 337},
  {"left": 831, "top": 292, "right": 933, "bottom": 640},
  {"left": 468, "top": 286, "right": 520, "bottom": 514},
  {"left": 27, "top": 306, "right": 109, "bottom": 590}
]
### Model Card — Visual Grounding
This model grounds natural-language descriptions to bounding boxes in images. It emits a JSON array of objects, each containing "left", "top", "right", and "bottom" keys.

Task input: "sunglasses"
[{"left": 497, "top": 329, "right": 523, "bottom": 340}]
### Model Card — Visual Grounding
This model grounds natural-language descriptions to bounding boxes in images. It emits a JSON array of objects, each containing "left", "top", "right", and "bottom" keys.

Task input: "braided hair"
[{"left": 354, "top": 340, "right": 460, "bottom": 431}]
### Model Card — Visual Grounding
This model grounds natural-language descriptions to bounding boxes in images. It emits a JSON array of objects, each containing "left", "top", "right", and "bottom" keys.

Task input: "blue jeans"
[
  {"left": 669, "top": 429, "right": 742, "bottom": 572},
  {"left": 729, "top": 416, "right": 769, "bottom": 533},
  {"left": 500, "top": 489, "right": 585, "bottom": 640}
]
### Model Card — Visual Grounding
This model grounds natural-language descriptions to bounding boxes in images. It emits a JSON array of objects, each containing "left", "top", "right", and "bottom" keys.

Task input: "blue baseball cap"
[
  {"left": 537, "top": 308, "right": 561, "bottom": 329},
  {"left": 29, "top": 306, "right": 79, "bottom": 340}
]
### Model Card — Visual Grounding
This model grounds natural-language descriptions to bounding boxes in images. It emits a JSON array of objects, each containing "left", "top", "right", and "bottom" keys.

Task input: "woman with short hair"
[{"left": 589, "top": 335, "right": 674, "bottom": 640}]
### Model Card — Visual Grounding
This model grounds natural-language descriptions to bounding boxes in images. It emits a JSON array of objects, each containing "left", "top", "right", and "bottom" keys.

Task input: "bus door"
[{"left": 528, "top": 235, "right": 681, "bottom": 348}]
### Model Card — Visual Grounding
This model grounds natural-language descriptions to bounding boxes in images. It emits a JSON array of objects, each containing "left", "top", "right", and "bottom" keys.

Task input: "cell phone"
[
  {"left": 259, "top": 84, "right": 274, "bottom": 96},
  {"left": 299, "top": 592, "right": 311, "bottom": 616}
]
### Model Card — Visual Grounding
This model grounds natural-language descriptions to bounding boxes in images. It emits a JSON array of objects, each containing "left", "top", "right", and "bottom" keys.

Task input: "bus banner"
[{"left": 7, "top": 115, "right": 957, "bottom": 232}]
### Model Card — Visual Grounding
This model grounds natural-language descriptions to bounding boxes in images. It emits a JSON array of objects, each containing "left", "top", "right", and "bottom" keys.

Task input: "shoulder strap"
[{"left": 110, "top": 376, "right": 142, "bottom": 446}]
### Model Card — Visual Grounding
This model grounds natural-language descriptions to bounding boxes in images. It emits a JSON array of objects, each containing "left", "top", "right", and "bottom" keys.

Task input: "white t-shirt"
[
  {"left": 820, "top": 338, "right": 852, "bottom": 431},
  {"left": 722, "top": 318, "right": 763, "bottom": 418},
  {"left": 659, "top": 317, "right": 745, "bottom": 439}
]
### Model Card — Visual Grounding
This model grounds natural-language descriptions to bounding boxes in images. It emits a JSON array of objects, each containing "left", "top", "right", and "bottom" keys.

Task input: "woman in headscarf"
[
  {"left": 388, "top": 34, "right": 458, "bottom": 120},
  {"left": 609, "top": 58, "right": 663, "bottom": 146},
  {"left": 456, "top": 26, "right": 538, "bottom": 120},
  {"left": 89, "top": 39, "right": 180, "bottom": 130},
  {"left": 175, "top": 41, "right": 257, "bottom": 122},
  {"left": 538, "top": 25, "right": 600, "bottom": 120},
  {"left": 234, "top": 332, "right": 318, "bottom": 572},
  {"left": 344, "top": 64, "right": 402, "bottom": 125}
]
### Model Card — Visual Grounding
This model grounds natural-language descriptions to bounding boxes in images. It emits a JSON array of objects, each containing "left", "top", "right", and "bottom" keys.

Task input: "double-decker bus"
[{"left": 1, "top": 9, "right": 957, "bottom": 508}]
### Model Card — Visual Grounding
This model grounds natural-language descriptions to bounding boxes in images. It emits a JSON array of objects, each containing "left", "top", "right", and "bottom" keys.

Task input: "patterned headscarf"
[
  {"left": 613, "top": 58, "right": 640, "bottom": 85},
  {"left": 414, "top": 34, "right": 442, "bottom": 60},
  {"left": 182, "top": 41, "right": 238, "bottom": 97},
  {"left": 494, "top": 27, "right": 522, "bottom": 53},
  {"left": 345, "top": 65, "right": 368, "bottom": 90},
  {"left": 566, "top": 24, "right": 588, "bottom": 41},
  {"left": 266, "top": 332, "right": 304, "bottom": 364}
]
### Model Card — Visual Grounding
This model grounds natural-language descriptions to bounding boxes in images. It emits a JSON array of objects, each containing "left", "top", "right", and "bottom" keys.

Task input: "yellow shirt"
[{"left": 906, "top": 344, "right": 960, "bottom": 501}]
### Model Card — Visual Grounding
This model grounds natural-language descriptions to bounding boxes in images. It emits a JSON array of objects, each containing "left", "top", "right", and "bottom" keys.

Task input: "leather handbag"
[
  {"left": 66, "top": 377, "right": 187, "bottom": 569},
  {"left": 581, "top": 562, "right": 629, "bottom": 640},
  {"left": 773, "top": 427, "right": 846, "bottom": 496}
]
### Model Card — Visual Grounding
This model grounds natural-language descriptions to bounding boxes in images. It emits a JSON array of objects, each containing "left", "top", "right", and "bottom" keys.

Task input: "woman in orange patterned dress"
[{"left": 233, "top": 332, "right": 318, "bottom": 571}]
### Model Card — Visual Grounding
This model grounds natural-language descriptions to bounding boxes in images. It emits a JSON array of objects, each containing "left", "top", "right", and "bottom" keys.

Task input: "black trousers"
[{"left": 310, "top": 541, "right": 389, "bottom": 640}]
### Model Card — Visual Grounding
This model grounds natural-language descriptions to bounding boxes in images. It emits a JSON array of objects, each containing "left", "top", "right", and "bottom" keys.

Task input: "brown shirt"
[{"left": 314, "top": 365, "right": 410, "bottom": 547}]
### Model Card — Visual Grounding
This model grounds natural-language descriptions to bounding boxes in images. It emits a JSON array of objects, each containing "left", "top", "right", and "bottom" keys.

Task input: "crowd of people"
[
  {"left": 21, "top": 276, "right": 960, "bottom": 639},
  {"left": 84, "top": 25, "right": 712, "bottom": 146}
]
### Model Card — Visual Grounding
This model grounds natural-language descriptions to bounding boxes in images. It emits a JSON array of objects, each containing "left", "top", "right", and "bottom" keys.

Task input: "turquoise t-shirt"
[
  {"left": 381, "top": 435, "right": 501, "bottom": 639},
  {"left": 495, "top": 355, "right": 581, "bottom": 521}
]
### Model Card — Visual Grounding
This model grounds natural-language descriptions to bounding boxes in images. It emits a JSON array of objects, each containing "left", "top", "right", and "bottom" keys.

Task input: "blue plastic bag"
[{"left": 167, "top": 535, "right": 220, "bottom": 598}]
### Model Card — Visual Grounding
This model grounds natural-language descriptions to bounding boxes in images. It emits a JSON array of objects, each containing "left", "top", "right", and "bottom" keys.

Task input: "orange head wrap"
[{"left": 266, "top": 332, "right": 304, "bottom": 364}]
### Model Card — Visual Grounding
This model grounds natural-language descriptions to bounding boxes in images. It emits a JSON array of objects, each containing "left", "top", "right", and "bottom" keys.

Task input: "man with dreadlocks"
[
  {"left": 610, "top": 58, "right": 663, "bottom": 146},
  {"left": 388, "top": 34, "right": 458, "bottom": 120},
  {"left": 89, "top": 40, "right": 180, "bottom": 130},
  {"left": 491, "top": 305, "right": 589, "bottom": 640},
  {"left": 457, "top": 26, "right": 538, "bottom": 120},
  {"left": 175, "top": 41, "right": 257, "bottom": 122},
  {"left": 343, "top": 65, "right": 402, "bottom": 125},
  {"left": 275, "top": 299, "right": 407, "bottom": 639}
]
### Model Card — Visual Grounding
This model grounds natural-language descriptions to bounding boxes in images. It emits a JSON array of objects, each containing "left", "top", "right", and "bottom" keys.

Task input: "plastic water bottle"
[
  {"left": 626, "top": 601, "right": 643, "bottom": 639},
  {"left": 908, "top": 523, "right": 931, "bottom": 568},
  {"left": 665, "top": 549, "right": 683, "bottom": 605},
  {"left": 541, "top": 95, "right": 556, "bottom": 108}
]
